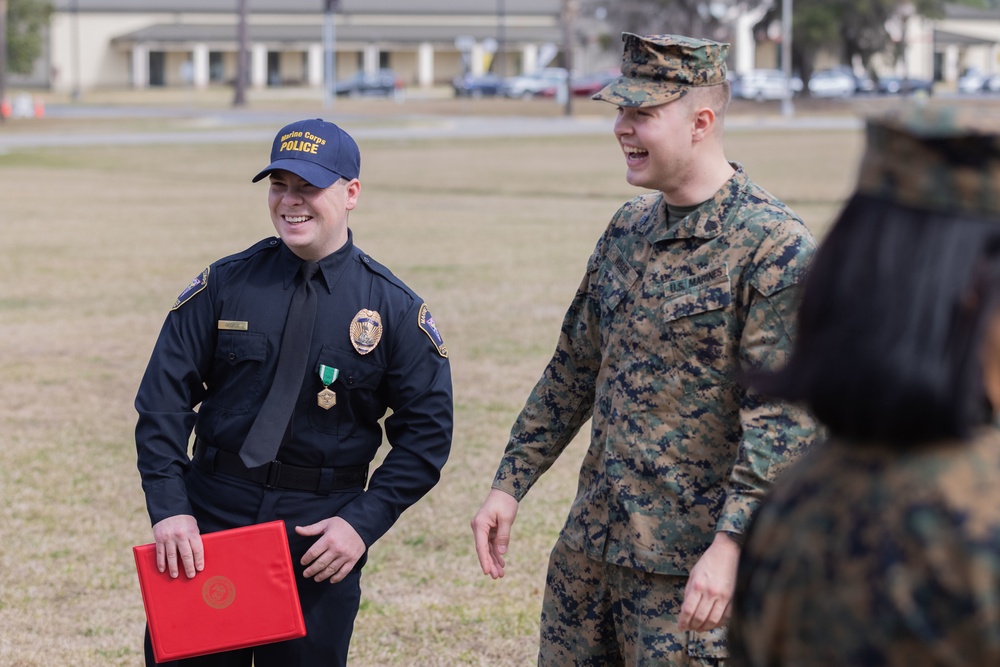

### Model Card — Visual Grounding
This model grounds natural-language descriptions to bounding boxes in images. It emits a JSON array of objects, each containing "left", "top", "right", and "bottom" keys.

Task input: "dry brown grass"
[{"left": 0, "top": 105, "right": 863, "bottom": 665}]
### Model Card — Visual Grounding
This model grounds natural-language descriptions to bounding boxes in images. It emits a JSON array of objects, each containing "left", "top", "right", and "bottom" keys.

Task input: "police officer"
[
  {"left": 471, "top": 34, "right": 820, "bottom": 665},
  {"left": 135, "top": 118, "right": 453, "bottom": 666}
]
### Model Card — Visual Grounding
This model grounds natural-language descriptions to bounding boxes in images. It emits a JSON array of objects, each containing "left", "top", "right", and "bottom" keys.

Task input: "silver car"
[{"left": 732, "top": 69, "right": 802, "bottom": 101}]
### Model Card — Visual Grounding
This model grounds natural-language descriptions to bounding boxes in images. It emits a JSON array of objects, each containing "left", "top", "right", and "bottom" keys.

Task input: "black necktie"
[{"left": 240, "top": 261, "right": 319, "bottom": 468}]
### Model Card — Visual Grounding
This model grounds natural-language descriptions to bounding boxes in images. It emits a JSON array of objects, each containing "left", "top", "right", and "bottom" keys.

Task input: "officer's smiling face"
[{"left": 268, "top": 170, "right": 360, "bottom": 261}]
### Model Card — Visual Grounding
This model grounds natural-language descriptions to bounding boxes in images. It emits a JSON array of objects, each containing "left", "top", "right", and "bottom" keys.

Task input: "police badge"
[{"left": 350, "top": 309, "right": 382, "bottom": 355}]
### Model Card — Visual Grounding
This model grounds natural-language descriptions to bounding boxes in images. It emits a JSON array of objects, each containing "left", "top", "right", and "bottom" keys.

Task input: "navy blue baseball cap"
[{"left": 252, "top": 118, "right": 361, "bottom": 187}]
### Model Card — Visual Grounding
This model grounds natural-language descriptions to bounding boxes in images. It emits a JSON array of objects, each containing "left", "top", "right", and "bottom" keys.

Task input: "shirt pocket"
[
  {"left": 661, "top": 267, "right": 734, "bottom": 388},
  {"left": 209, "top": 330, "right": 268, "bottom": 414},
  {"left": 308, "top": 344, "right": 387, "bottom": 437},
  {"left": 596, "top": 243, "right": 639, "bottom": 323}
]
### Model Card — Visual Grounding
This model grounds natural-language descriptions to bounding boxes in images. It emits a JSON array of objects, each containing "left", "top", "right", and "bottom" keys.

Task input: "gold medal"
[
  {"left": 316, "top": 364, "right": 339, "bottom": 410},
  {"left": 317, "top": 387, "right": 337, "bottom": 409}
]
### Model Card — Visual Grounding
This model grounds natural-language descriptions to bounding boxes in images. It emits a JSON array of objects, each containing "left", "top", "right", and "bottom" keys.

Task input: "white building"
[{"left": 42, "top": 0, "right": 567, "bottom": 94}]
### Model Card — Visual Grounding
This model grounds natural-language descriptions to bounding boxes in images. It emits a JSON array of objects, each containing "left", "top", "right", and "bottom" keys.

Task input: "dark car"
[
  {"left": 334, "top": 69, "right": 404, "bottom": 97},
  {"left": 876, "top": 75, "right": 934, "bottom": 96},
  {"left": 452, "top": 73, "right": 504, "bottom": 98}
]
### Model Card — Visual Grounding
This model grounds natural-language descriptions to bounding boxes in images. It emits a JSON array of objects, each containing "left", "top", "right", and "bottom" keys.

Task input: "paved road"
[{"left": 0, "top": 105, "right": 863, "bottom": 151}]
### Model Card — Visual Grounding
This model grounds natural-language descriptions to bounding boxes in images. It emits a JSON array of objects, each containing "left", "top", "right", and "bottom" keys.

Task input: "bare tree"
[{"left": 583, "top": 0, "right": 745, "bottom": 44}]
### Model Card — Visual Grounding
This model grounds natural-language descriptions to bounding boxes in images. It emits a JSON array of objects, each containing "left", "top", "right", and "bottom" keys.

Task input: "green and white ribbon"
[{"left": 318, "top": 365, "right": 339, "bottom": 386}]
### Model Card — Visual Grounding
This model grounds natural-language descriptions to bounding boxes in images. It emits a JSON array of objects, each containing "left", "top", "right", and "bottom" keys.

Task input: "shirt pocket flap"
[
  {"left": 318, "top": 345, "right": 385, "bottom": 391},
  {"left": 215, "top": 330, "right": 267, "bottom": 366},
  {"left": 662, "top": 266, "right": 732, "bottom": 323}
]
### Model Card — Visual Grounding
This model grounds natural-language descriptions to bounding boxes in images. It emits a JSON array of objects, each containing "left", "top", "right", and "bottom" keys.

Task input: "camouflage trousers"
[{"left": 539, "top": 538, "right": 727, "bottom": 667}]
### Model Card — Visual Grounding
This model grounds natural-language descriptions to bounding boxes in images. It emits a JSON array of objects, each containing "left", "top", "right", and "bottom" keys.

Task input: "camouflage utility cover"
[
  {"left": 492, "top": 165, "right": 820, "bottom": 575},
  {"left": 857, "top": 105, "right": 1000, "bottom": 218},
  {"left": 731, "top": 429, "right": 1000, "bottom": 666},
  {"left": 594, "top": 33, "right": 730, "bottom": 108}
]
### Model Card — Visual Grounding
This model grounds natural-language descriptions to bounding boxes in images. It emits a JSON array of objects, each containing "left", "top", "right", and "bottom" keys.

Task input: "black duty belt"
[{"left": 194, "top": 443, "right": 368, "bottom": 493}]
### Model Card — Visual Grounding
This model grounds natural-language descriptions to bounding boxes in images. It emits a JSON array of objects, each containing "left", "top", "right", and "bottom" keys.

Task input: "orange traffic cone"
[
  {"left": 33, "top": 99, "right": 45, "bottom": 118},
  {"left": 0, "top": 101, "right": 10, "bottom": 119}
]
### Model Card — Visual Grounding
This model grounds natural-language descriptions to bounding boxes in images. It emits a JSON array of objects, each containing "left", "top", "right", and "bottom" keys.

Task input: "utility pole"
[
  {"left": 496, "top": 0, "right": 506, "bottom": 77},
  {"left": 233, "top": 0, "right": 248, "bottom": 107},
  {"left": 0, "top": 0, "right": 7, "bottom": 123},
  {"left": 780, "top": 0, "right": 794, "bottom": 117},
  {"left": 561, "top": 0, "right": 578, "bottom": 116},
  {"left": 323, "top": 0, "right": 339, "bottom": 110}
]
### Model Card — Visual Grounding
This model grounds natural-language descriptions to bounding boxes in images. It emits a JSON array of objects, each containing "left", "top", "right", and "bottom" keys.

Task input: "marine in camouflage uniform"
[
  {"left": 472, "top": 33, "right": 820, "bottom": 666},
  {"left": 729, "top": 107, "right": 1000, "bottom": 667},
  {"left": 731, "top": 429, "right": 1000, "bottom": 666}
]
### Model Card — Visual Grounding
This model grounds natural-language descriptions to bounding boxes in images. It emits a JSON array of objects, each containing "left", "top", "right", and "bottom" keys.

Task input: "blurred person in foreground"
[
  {"left": 134, "top": 118, "right": 452, "bottom": 665},
  {"left": 729, "top": 107, "right": 1000, "bottom": 667},
  {"left": 470, "top": 32, "right": 821, "bottom": 665}
]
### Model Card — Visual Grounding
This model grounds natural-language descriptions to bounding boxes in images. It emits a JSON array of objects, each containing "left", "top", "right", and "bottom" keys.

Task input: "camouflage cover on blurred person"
[
  {"left": 857, "top": 105, "right": 1000, "bottom": 218},
  {"left": 594, "top": 33, "right": 730, "bottom": 108}
]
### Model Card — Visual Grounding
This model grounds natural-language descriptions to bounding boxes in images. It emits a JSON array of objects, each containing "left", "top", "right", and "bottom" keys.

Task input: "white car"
[
  {"left": 808, "top": 68, "right": 857, "bottom": 98},
  {"left": 732, "top": 69, "right": 803, "bottom": 101},
  {"left": 502, "top": 67, "right": 568, "bottom": 99},
  {"left": 958, "top": 68, "right": 1000, "bottom": 94}
]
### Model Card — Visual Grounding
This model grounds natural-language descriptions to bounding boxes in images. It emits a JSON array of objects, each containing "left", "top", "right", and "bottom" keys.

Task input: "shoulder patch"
[
  {"left": 171, "top": 267, "right": 209, "bottom": 310},
  {"left": 418, "top": 303, "right": 448, "bottom": 358}
]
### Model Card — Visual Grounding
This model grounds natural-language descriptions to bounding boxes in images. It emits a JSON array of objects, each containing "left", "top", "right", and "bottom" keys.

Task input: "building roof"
[
  {"left": 55, "top": 0, "right": 561, "bottom": 16},
  {"left": 110, "top": 22, "right": 562, "bottom": 47},
  {"left": 944, "top": 3, "right": 1000, "bottom": 21},
  {"left": 934, "top": 28, "right": 998, "bottom": 46}
]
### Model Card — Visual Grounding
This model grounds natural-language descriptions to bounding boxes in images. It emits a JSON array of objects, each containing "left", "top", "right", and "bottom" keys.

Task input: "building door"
[
  {"left": 268, "top": 51, "right": 281, "bottom": 86},
  {"left": 149, "top": 51, "right": 166, "bottom": 86},
  {"left": 209, "top": 51, "right": 224, "bottom": 82}
]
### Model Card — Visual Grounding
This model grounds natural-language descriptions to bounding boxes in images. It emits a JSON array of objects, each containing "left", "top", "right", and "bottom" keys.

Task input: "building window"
[{"left": 209, "top": 51, "right": 224, "bottom": 82}]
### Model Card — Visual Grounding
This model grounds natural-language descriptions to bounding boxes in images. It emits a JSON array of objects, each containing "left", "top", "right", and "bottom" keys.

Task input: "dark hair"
[{"left": 751, "top": 193, "right": 1000, "bottom": 446}]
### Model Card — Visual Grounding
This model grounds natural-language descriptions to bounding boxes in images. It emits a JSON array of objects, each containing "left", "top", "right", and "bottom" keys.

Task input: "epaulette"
[
  {"left": 358, "top": 250, "right": 448, "bottom": 358},
  {"left": 357, "top": 251, "right": 417, "bottom": 300},
  {"left": 214, "top": 237, "right": 283, "bottom": 269}
]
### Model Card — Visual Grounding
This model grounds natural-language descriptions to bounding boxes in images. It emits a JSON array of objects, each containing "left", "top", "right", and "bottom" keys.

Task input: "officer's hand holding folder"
[{"left": 133, "top": 520, "right": 306, "bottom": 662}]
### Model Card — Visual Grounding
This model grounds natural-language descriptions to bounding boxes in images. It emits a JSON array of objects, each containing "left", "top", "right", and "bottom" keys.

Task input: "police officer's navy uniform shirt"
[{"left": 135, "top": 231, "right": 453, "bottom": 548}]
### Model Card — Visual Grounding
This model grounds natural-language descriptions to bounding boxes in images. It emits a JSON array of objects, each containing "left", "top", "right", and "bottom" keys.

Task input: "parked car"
[
  {"left": 731, "top": 69, "right": 803, "bottom": 101},
  {"left": 502, "top": 67, "right": 568, "bottom": 98},
  {"left": 876, "top": 75, "right": 934, "bottom": 96},
  {"left": 808, "top": 68, "right": 857, "bottom": 98},
  {"left": 452, "top": 73, "right": 504, "bottom": 97},
  {"left": 958, "top": 67, "right": 1000, "bottom": 94},
  {"left": 334, "top": 69, "right": 404, "bottom": 97},
  {"left": 958, "top": 68, "right": 988, "bottom": 94},
  {"left": 569, "top": 69, "right": 619, "bottom": 96}
]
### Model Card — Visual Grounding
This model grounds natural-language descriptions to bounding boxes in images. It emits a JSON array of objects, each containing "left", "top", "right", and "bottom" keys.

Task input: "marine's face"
[
  {"left": 613, "top": 97, "right": 696, "bottom": 195},
  {"left": 267, "top": 170, "right": 359, "bottom": 261}
]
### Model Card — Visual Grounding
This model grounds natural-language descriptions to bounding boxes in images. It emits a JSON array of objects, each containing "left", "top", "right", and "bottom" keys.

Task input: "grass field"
[{"left": 0, "top": 98, "right": 865, "bottom": 665}]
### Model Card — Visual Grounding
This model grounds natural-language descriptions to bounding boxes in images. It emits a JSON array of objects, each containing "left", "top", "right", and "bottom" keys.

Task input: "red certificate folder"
[{"left": 133, "top": 520, "right": 306, "bottom": 662}]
